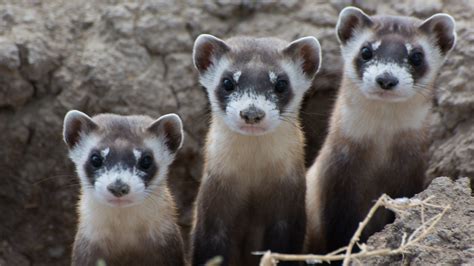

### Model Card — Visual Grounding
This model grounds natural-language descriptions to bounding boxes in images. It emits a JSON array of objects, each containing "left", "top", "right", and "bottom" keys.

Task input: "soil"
[
  {"left": 0, "top": 0, "right": 472, "bottom": 265},
  {"left": 361, "top": 177, "right": 474, "bottom": 265}
]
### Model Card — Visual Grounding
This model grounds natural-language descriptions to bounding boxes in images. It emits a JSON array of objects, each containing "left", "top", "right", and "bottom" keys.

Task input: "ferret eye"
[
  {"left": 275, "top": 80, "right": 288, "bottom": 93},
  {"left": 222, "top": 78, "right": 234, "bottom": 92},
  {"left": 138, "top": 155, "right": 153, "bottom": 170},
  {"left": 90, "top": 154, "right": 103, "bottom": 168},
  {"left": 409, "top": 52, "right": 424, "bottom": 67},
  {"left": 360, "top": 47, "right": 373, "bottom": 61}
]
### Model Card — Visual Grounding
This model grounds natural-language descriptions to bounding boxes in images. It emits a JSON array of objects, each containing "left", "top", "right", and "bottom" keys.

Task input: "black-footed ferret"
[
  {"left": 306, "top": 7, "right": 456, "bottom": 254},
  {"left": 191, "top": 34, "right": 321, "bottom": 266},
  {"left": 63, "top": 110, "right": 186, "bottom": 266}
]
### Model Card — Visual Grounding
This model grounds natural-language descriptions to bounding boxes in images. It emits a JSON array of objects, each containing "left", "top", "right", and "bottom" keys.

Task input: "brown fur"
[
  {"left": 72, "top": 186, "right": 186, "bottom": 266},
  {"left": 72, "top": 225, "right": 184, "bottom": 266},
  {"left": 306, "top": 76, "right": 430, "bottom": 254},
  {"left": 66, "top": 113, "right": 186, "bottom": 266},
  {"left": 192, "top": 116, "right": 307, "bottom": 265},
  {"left": 305, "top": 7, "right": 457, "bottom": 253},
  {"left": 72, "top": 187, "right": 186, "bottom": 266}
]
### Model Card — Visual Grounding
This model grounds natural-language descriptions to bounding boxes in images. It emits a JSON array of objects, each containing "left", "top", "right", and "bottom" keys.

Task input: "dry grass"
[{"left": 256, "top": 194, "right": 450, "bottom": 266}]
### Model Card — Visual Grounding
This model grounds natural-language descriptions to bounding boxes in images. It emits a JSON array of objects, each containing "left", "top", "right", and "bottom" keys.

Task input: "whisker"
[
  {"left": 278, "top": 117, "right": 300, "bottom": 130},
  {"left": 33, "top": 174, "right": 78, "bottom": 185}
]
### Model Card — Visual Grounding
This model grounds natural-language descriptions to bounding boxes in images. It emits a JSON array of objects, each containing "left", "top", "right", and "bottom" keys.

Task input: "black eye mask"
[
  {"left": 353, "top": 39, "right": 427, "bottom": 83},
  {"left": 214, "top": 70, "right": 294, "bottom": 115},
  {"left": 83, "top": 148, "right": 158, "bottom": 187}
]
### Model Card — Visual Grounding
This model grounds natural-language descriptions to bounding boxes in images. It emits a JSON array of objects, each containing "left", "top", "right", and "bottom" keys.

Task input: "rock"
[
  {"left": 428, "top": 122, "right": 474, "bottom": 179},
  {"left": 14, "top": 32, "right": 59, "bottom": 82},
  {"left": 394, "top": 0, "right": 443, "bottom": 17},
  {"left": 361, "top": 177, "right": 474, "bottom": 264},
  {"left": 0, "top": 71, "right": 34, "bottom": 108},
  {"left": 295, "top": 4, "right": 338, "bottom": 26},
  {"left": 135, "top": 13, "right": 192, "bottom": 54},
  {"left": 101, "top": 5, "right": 135, "bottom": 38},
  {"left": 202, "top": 0, "right": 246, "bottom": 18},
  {"left": 0, "top": 37, "right": 20, "bottom": 70}
]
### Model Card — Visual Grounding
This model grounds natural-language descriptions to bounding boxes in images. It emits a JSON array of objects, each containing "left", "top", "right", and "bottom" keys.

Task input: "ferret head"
[
  {"left": 337, "top": 7, "right": 456, "bottom": 102},
  {"left": 193, "top": 35, "right": 321, "bottom": 135},
  {"left": 63, "top": 111, "right": 183, "bottom": 208}
]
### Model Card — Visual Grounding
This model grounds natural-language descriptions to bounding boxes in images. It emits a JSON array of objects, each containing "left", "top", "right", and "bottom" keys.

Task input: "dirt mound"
[
  {"left": 0, "top": 1, "right": 472, "bottom": 265},
  {"left": 362, "top": 177, "right": 474, "bottom": 264}
]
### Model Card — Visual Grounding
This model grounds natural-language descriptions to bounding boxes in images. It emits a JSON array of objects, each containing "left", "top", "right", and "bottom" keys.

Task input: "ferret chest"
[
  {"left": 326, "top": 130, "right": 426, "bottom": 190},
  {"left": 205, "top": 118, "right": 304, "bottom": 185},
  {"left": 79, "top": 194, "right": 172, "bottom": 249}
]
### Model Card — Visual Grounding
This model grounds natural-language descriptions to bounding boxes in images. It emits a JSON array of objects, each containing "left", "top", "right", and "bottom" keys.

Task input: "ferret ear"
[
  {"left": 419, "top": 14, "right": 456, "bottom": 55},
  {"left": 193, "top": 34, "right": 231, "bottom": 74},
  {"left": 63, "top": 110, "right": 97, "bottom": 149},
  {"left": 147, "top": 114, "right": 184, "bottom": 154},
  {"left": 283, "top": 36, "right": 322, "bottom": 79},
  {"left": 336, "top": 7, "right": 373, "bottom": 44}
]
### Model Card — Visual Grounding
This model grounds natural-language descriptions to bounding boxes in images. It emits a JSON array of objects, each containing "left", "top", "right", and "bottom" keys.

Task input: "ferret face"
[
  {"left": 81, "top": 141, "right": 158, "bottom": 207},
  {"left": 337, "top": 7, "right": 456, "bottom": 102},
  {"left": 63, "top": 111, "right": 183, "bottom": 208},
  {"left": 193, "top": 35, "right": 321, "bottom": 135},
  {"left": 212, "top": 67, "right": 293, "bottom": 135}
]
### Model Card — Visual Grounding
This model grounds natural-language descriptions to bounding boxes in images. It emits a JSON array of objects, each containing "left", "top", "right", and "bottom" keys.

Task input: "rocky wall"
[{"left": 0, "top": 0, "right": 472, "bottom": 265}]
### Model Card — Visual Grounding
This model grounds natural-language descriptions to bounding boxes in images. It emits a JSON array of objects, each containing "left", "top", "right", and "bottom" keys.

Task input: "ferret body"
[
  {"left": 63, "top": 111, "right": 186, "bottom": 266},
  {"left": 306, "top": 7, "right": 457, "bottom": 254},
  {"left": 191, "top": 35, "right": 322, "bottom": 265}
]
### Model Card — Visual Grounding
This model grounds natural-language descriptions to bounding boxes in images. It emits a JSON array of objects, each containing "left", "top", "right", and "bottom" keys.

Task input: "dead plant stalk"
[{"left": 256, "top": 194, "right": 450, "bottom": 266}]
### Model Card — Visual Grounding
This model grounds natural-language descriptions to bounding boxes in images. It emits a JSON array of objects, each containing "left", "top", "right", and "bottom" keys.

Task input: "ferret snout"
[
  {"left": 376, "top": 73, "right": 399, "bottom": 90},
  {"left": 239, "top": 105, "right": 265, "bottom": 124},
  {"left": 107, "top": 180, "right": 130, "bottom": 198}
]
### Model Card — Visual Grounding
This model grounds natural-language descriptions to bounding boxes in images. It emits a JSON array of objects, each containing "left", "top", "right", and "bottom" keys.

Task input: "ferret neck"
[
  {"left": 209, "top": 114, "right": 304, "bottom": 151},
  {"left": 205, "top": 115, "right": 305, "bottom": 178},
  {"left": 78, "top": 188, "right": 174, "bottom": 245},
  {"left": 80, "top": 187, "right": 171, "bottom": 226},
  {"left": 334, "top": 77, "right": 431, "bottom": 142}
]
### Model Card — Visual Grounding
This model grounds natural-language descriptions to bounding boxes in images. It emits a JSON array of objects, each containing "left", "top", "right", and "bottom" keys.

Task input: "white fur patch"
[
  {"left": 144, "top": 136, "right": 174, "bottom": 180},
  {"left": 405, "top": 43, "right": 413, "bottom": 53},
  {"left": 233, "top": 71, "right": 241, "bottom": 82},
  {"left": 417, "top": 36, "right": 444, "bottom": 87},
  {"left": 341, "top": 29, "right": 373, "bottom": 82},
  {"left": 361, "top": 62, "right": 414, "bottom": 102},
  {"left": 280, "top": 59, "right": 313, "bottom": 112},
  {"left": 101, "top": 148, "right": 110, "bottom": 158},
  {"left": 93, "top": 165, "right": 146, "bottom": 205},
  {"left": 200, "top": 57, "right": 230, "bottom": 114},
  {"left": 224, "top": 92, "right": 280, "bottom": 135},
  {"left": 69, "top": 134, "right": 101, "bottom": 188},
  {"left": 268, "top": 71, "right": 277, "bottom": 83},
  {"left": 372, "top": 40, "right": 381, "bottom": 50},
  {"left": 133, "top": 149, "right": 142, "bottom": 161}
]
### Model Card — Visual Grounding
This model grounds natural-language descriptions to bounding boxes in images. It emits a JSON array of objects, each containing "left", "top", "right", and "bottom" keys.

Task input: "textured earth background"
[
  {"left": 0, "top": 0, "right": 472, "bottom": 265},
  {"left": 361, "top": 177, "right": 474, "bottom": 265}
]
